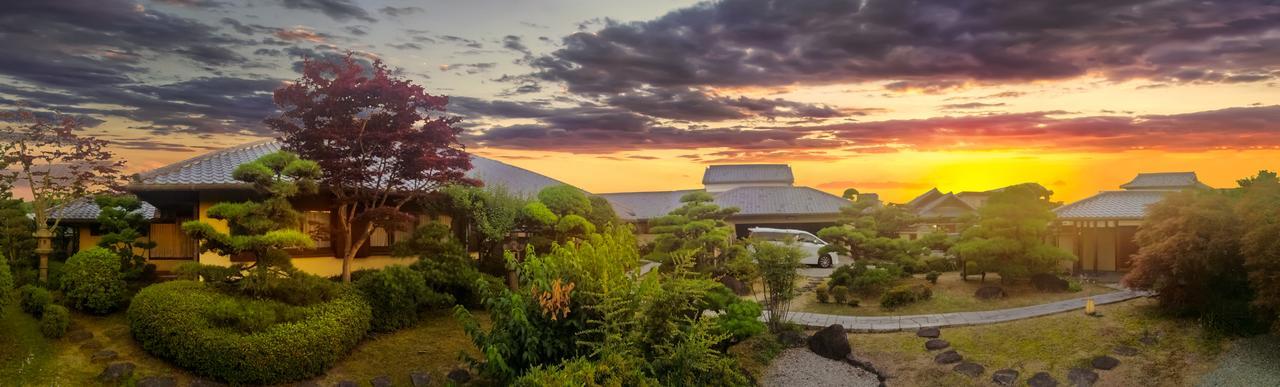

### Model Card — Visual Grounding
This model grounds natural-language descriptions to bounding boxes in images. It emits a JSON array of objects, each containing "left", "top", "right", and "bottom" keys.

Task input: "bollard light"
[{"left": 1085, "top": 298, "right": 1096, "bottom": 316}]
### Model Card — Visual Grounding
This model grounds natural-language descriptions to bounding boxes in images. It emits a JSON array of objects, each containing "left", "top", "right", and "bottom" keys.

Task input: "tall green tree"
[
  {"left": 1235, "top": 170, "right": 1280, "bottom": 333},
  {"left": 646, "top": 192, "right": 739, "bottom": 270},
  {"left": 181, "top": 152, "right": 319, "bottom": 291},
  {"left": 94, "top": 194, "right": 157, "bottom": 278},
  {"left": 949, "top": 184, "right": 1073, "bottom": 281},
  {"left": 0, "top": 193, "right": 35, "bottom": 268}
]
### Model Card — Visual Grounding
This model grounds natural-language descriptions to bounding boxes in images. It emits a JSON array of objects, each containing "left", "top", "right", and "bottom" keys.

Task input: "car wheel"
[{"left": 818, "top": 255, "right": 832, "bottom": 268}]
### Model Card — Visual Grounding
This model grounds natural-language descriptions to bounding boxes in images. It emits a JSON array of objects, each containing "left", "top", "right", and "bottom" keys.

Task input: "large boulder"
[
  {"left": 1030, "top": 273, "right": 1070, "bottom": 292},
  {"left": 974, "top": 286, "right": 1007, "bottom": 300},
  {"left": 807, "top": 324, "right": 852, "bottom": 360},
  {"left": 719, "top": 275, "right": 751, "bottom": 296}
]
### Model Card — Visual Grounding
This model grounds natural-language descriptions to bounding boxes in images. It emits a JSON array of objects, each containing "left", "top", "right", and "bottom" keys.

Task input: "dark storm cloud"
[
  {"left": 275, "top": 0, "right": 376, "bottom": 23},
  {"left": 603, "top": 88, "right": 845, "bottom": 121},
  {"left": 379, "top": 6, "right": 424, "bottom": 17},
  {"left": 176, "top": 45, "right": 247, "bottom": 66},
  {"left": 152, "top": 0, "right": 226, "bottom": 8},
  {"left": 533, "top": 0, "right": 1280, "bottom": 94},
  {"left": 502, "top": 35, "right": 532, "bottom": 55}
]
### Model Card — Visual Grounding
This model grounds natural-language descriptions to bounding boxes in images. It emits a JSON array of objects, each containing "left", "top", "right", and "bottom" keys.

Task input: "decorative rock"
[
  {"left": 1030, "top": 273, "right": 1069, "bottom": 292},
  {"left": 974, "top": 286, "right": 1008, "bottom": 299},
  {"left": 925, "top": 339, "right": 950, "bottom": 350},
  {"left": 1027, "top": 371, "right": 1059, "bottom": 387},
  {"left": 105, "top": 327, "right": 130, "bottom": 340},
  {"left": 80, "top": 340, "right": 104, "bottom": 351},
  {"left": 807, "top": 324, "right": 852, "bottom": 360},
  {"left": 97, "top": 362, "right": 136, "bottom": 383},
  {"left": 933, "top": 350, "right": 962, "bottom": 364},
  {"left": 916, "top": 327, "right": 940, "bottom": 338},
  {"left": 1091, "top": 355, "right": 1120, "bottom": 370},
  {"left": 67, "top": 330, "right": 94, "bottom": 342},
  {"left": 991, "top": 369, "right": 1019, "bottom": 385},
  {"left": 778, "top": 330, "right": 807, "bottom": 348},
  {"left": 1067, "top": 367, "right": 1099, "bottom": 386},
  {"left": 91, "top": 350, "right": 118, "bottom": 363},
  {"left": 719, "top": 276, "right": 751, "bottom": 296},
  {"left": 1113, "top": 345, "right": 1139, "bottom": 356},
  {"left": 953, "top": 362, "right": 984, "bottom": 377},
  {"left": 370, "top": 375, "right": 393, "bottom": 387},
  {"left": 137, "top": 375, "right": 177, "bottom": 387},
  {"left": 410, "top": 372, "right": 432, "bottom": 387},
  {"left": 1138, "top": 335, "right": 1158, "bottom": 346},
  {"left": 447, "top": 368, "right": 471, "bottom": 384}
]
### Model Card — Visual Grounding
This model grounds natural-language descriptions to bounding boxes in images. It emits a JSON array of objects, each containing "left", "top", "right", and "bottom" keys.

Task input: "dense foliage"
[
  {"left": 39, "top": 304, "right": 70, "bottom": 338},
  {"left": 828, "top": 263, "right": 901, "bottom": 294},
  {"left": 880, "top": 284, "right": 933, "bottom": 308},
  {"left": 646, "top": 192, "right": 741, "bottom": 270},
  {"left": 18, "top": 284, "right": 51, "bottom": 316},
  {"left": 128, "top": 281, "right": 371, "bottom": 384},
  {"left": 0, "top": 255, "right": 11, "bottom": 316},
  {"left": 0, "top": 196, "right": 35, "bottom": 269},
  {"left": 394, "top": 222, "right": 501, "bottom": 307},
  {"left": 754, "top": 240, "right": 803, "bottom": 332},
  {"left": 355, "top": 265, "right": 452, "bottom": 332},
  {"left": 93, "top": 194, "right": 157, "bottom": 279},
  {"left": 818, "top": 198, "right": 934, "bottom": 271},
  {"left": 950, "top": 184, "right": 1073, "bottom": 281},
  {"left": 441, "top": 184, "right": 525, "bottom": 274},
  {"left": 1125, "top": 171, "right": 1280, "bottom": 333},
  {"left": 61, "top": 247, "right": 126, "bottom": 314}
]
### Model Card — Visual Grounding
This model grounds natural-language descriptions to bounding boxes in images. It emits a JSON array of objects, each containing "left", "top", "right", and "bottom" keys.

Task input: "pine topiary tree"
[
  {"left": 646, "top": 191, "right": 740, "bottom": 270},
  {"left": 94, "top": 194, "right": 157, "bottom": 279}
]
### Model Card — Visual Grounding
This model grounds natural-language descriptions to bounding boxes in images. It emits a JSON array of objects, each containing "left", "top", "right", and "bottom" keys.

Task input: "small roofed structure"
[
  {"left": 701, "top": 164, "right": 794, "bottom": 193},
  {"left": 1054, "top": 171, "right": 1209, "bottom": 273},
  {"left": 899, "top": 183, "right": 1047, "bottom": 239}
]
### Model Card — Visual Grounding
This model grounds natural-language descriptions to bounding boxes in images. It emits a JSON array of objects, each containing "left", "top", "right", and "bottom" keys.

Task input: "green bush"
[
  {"left": 255, "top": 272, "right": 341, "bottom": 306},
  {"left": 925, "top": 271, "right": 941, "bottom": 284},
  {"left": 925, "top": 256, "right": 954, "bottom": 272},
  {"left": 174, "top": 262, "right": 240, "bottom": 283},
  {"left": 964, "top": 261, "right": 980, "bottom": 278},
  {"left": 846, "top": 298, "right": 860, "bottom": 307},
  {"left": 355, "top": 265, "right": 452, "bottom": 332},
  {"left": 40, "top": 304, "right": 70, "bottom": 338},
  {"left": 715, "top": 300, "right": 766, "bottom": 342},
  {"left": 205, "top": 298, "right": 305, "bottom": 334},
  {"left": 128, "top": 281, "right": 371, "bottom": 384},
  {"left": 61, "top": 248, "right": 126, "bottom": 314},
  {"left": 815, "top": 284, "right": 829, "bottom": 303},
  {"left": 831, "top": 285, "right": 850, "bottom": 304},
  {"left": 880, "top": 284, "right": 933, "bottom": 309},
  {"left": 1067, "top": 280, "right": 1083, "bottom": 292},
  {"left": 850, "top": 267, "right": 896, "bottom": 293},
  {"left": 396, "top": 223, "right": 501, "bottom": 307},
  {"left": 19, "top": 284, "right": 52, "bottom": 317},
  {"left": 0, "top": 256, "right": 12, "bottom": 315}
]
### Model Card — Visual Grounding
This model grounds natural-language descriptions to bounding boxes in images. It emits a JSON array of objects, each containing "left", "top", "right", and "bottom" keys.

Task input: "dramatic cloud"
[
  {"left": 940, "top": 102, "right": 1006, "bottom": 110},
  {"left": 275, "top": 0, "right": 375, "bottom": 22},
  {"left": 379, "top": 6, "right": 424, "bottom": 17}
]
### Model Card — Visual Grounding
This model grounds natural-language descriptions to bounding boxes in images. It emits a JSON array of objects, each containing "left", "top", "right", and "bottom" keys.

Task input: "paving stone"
[
  {"left": 370, "top": 375, "right": 392, "bottom": 387},
  {"left": 916, "top": 327, "right": 940, "bottom": 338},
  {"left": 1027, "top": 371, "right": 1059, "bottom": 387},
  {"left": 105, "top": 326, "right": 131, "bottom": 340},
  {"left": 953, "top": 362, "right": 984, "bottom": 377},
  {"left": 410, "top": 371, "right": 432, "bottom": 387},
  {"left": 1113, "top": 345, "right": 1139, "bottom": 356},
  {"left": 79, "top": 340, "right": 104, "bottom": 351},
  {"left": 933, "top": 350, "right": 962, "bottom": 364},
  {"left": 137, "top": 375, "right": 177, "bottom": 387},
  {"left": 67, "top": 330, "right": 94, "bottom": 342},
  {"left": 91, "top": 350, "right": 118, "bottom": 363},
  {"left": 991, "top": 368, "right": 1019, "bottom": 385},
  {"left": 1091, "top": 355, "right": 1120, "bottom": 370},
  {"left": 1067, "top": 367, "right": 1099, "bottom": 386},
  {"left": 97, "top": 362, "right": 135, "bottom": 383},
  {"left": 925, "top": 339, "right": 950, "bottom": 350}
]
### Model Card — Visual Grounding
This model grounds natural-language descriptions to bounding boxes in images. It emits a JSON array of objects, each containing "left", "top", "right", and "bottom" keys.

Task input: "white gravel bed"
[
  {"left": 763, "top": 348, "right": 879, "bottom": 387},
  {"left": 1198, "top": 335, "right": 1280, "bottom": 387}
]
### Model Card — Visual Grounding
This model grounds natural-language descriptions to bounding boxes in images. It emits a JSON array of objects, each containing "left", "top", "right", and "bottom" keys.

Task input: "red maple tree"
[{"left": 266, "top": 55, "right": 477, "bottom": 282}]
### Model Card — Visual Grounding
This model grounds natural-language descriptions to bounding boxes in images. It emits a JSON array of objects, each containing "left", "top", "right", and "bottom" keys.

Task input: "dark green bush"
[
  {"left": 40, "top": 304, "right": 70, "bottom": 338},
  {"left": 400, "top": 223, "right": 501, "bottom": 307},
  {"left": 61, "top": 248, "right": 126, "bottom": 314},
  {"left": 174, "top": 262, "right": 239, "bottom": 283},
  {"left": 880, "top": 284, "right": 933, "bottom": 308},
  {"left": 128, "top": 281, "right": 371, "bottom": 384},
  {"left": 831, "top": 285, "right": 849, "bottom": 304},
  {"left": 355, "top": 265, "right": 451, "bottom": 332},
  {"left": 815, "top": 284, "right": 829, "bottom": 303},
  {"left": 925, "top": 271, "right": 941, "bottom": 284},
  {"left": 205, "top": 298, "right": 305, "bottom": 334},
  {"left": 0, "top": 256, "right": 12, "bottom": 315},
  {"left": 255, "top": 272, "right": 341, "bottom": 306},
  {"left": 19, "top": 284, "right": 52, "bottom": 317},
  {"left": 926, "top": 256, "right": 954, "bottom": 272}
]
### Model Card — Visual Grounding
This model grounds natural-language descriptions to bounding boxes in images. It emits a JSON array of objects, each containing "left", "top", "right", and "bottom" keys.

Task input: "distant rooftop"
[
  {"left": 702, "top": 164, "right": 794, "bottom": 185},
  {"left": 53, "top": 198, "right": 157, "bottom": 222},
  {"left": 599, "top": 186, "right": 849, "bottom": 221},
  {"left": 1120, "top": 172, "right": 1209, "bottom": 190},
  {"left": 1054, "top": 190, "right": 1171, "bottom": 220}
]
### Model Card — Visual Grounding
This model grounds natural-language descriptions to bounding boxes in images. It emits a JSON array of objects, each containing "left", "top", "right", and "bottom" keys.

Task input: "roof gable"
[
  {"left": 1054, "top": 190, "right": 1170, "bottom": 219},
  {"left": 1120, "top": 172, "right": 1208, "bottom": 190},
  {"left": 702, "top": 164, "right": 794, "bottom": 185}
]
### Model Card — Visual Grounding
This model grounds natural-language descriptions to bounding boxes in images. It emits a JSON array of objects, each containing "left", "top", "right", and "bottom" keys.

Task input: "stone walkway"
[{"left": 771, "top": 289, "right": 1151, "bottom": 332}]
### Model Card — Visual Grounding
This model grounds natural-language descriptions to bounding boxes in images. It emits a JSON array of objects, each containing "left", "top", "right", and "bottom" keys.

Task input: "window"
[{"left": 301, "top": 211, "right": 331, "bottom": 248}]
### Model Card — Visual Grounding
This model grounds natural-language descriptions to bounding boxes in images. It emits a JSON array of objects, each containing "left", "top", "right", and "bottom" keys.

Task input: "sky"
[{"left": 2, "top": 0, "right": 1278, "bottom": 203}]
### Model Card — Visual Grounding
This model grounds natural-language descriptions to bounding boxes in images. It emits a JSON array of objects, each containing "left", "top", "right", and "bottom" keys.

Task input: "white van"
[{"left": 747, "top": 227, "right": 841, "bottom": 268}]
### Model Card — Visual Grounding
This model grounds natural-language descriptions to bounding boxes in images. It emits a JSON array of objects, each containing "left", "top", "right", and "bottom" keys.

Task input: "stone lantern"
[{"left": 34, "top": 227, "right": 54, "bottom": 282}]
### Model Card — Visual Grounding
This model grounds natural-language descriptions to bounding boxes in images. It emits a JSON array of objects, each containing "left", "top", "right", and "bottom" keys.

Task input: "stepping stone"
[
  {"left": 448, "top": 368, "right": 471, "bottom": 384},
  {"left": 991, "top": 369, "right": 1019, "bottom": 385},
  {"left": 67, "top": 330, "right": 94, "bottom": 342},
  {"left": 933, "top": 350, "right": 962, "bottom": 364},
  {"left": 138, "top": 375, "right": 177, "bottom": 387},
  {"left": 370, "top": 375, "right": 392, "bottom": 387},
  {"left": 1091, "top": 355, "right": 1120, "bottom": 370},
  {"left": 953, "top": 362, "right": 984, "bottom": 377},
  {"left": 97, "top": 362, "right": 135, "bottom": 383},
  {"left": 925, "top": 339, "right": 950, "bottom": 350},
  {"left": 91, "top": 350, "right": 118, "bottom": 363},
  {"left": 80, "top": 340, "right": 104, "bottom": 351},
  {"left": 917, "top": 327, "right": 941, "bottom": 338},
  {"left": 1067, "top": 367, "right": 1099, "bottom": 386},
  {"left": 1113, "top": 345, "right": 1139, "bottom": 356},
  {"left": 105, "top": 327, "right": 130, "bottom": 340},
  {"left": 410, "top": 372, "right": 432, "bottom": 387},
  {"left": 336, "top": 381, "right": 358, "bottom": 387},
  {"left": 189, "top": 378, "right": 228, "bottom": 387},
  {"left": 1027, "top": 371, "right": 1059, "bottom": 387}
]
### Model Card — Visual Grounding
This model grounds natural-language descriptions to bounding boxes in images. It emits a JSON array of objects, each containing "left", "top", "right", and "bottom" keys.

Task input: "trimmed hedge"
[
  {"left": 880, "top": 284, "right": 933, "bottom": 309},
  {"left": 62, "top": 248, "right": 126, "bottom": 314},
  {"left": 19, "top": 284, "right": 52, "bottom": 317},
  {"left": 40, "top": 304, "right": 70, "bottom": 338},
  {"left": 355, "top": 265, "right": 451, "bottom": 332},
  {"left": 128, "top": 281, "right": 372, "bottom": 384}
]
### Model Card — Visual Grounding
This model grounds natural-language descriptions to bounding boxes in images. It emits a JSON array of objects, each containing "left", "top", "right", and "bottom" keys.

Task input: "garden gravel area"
[
  {"left": 763, "top": 348, "right": 879, "bottom": 387},
  {"left": 1198, "top": 335, "right": 1280, "bottom": 387}
]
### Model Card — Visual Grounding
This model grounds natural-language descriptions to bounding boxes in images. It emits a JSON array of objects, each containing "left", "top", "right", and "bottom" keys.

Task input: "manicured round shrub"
[
  {"left": 925, "top": 271, "right": 941, "bottom": 284},
  {"left": 880, "top": 284, "right": 933, "bottom": 309},
  {"left": 355, "top": 265, "right": 451, "bottom": 332},
  {"left": 128, "top": 281, "right": 372, "bottom": 384},
  {"left": 19, "top": 284, "right": 52, "bottom": 317},
  {"left": 40, "top": 304, "right": 70, "bottom": 338},
  {"left": 815, "top": 283, "right": 829, "bottom": 303},
  {"left": 61, "top": 248, "right": 126, "bottom": 314},
  {"left": 0, "top": 255, "right": 13, "bottom": 315},
  {"left": 831, "top": 285, "right": 850, "bottom": 304}
]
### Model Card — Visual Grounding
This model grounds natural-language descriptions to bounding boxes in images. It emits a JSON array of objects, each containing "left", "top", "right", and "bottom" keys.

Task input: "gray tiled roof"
[
  {"left": 1120, "top": 172, "right": 1207, "bottom": 190},
  {"left": 131, "top": 140, "right": 572, "bottom": 196},
  {"left": 51, "top": 197, "right": 157, "bottom": 221},
  {"left": 702, "top": 164, "right": 794, "bottom": 185},
  {"left": 1054, "top": 190, "right": 1170, "bottom": 220},
  {"left": 600, "top": 186, "right": 849, "bottom": 221}
]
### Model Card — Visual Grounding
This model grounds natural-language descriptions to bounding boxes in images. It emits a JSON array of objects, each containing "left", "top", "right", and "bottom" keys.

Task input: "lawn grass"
[
  {"left": 0, "top": 304, "right": 57, "bottom": 385},
  {"left": 849, "top": 298, "right": 1229, "bottom": 386},
  {"left": 794, "top": 271, "right": 1114, "bottom": 316},
  {"left": 311, "top": 310, "right": 490, "bottom": 386}
]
